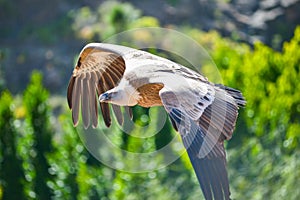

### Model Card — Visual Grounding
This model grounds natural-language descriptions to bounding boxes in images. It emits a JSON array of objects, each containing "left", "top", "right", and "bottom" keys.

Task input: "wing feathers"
[
  {"left": 215, "top": 84, "right": 246, "bottom": 107},
  {"left": 124, "top": 106, "right": 133, "bottom": 120},
  {"left": 90, "top": 72, "right": 98, "bottom": 128},
  {"left": 67, "top": 45, "right": 127, "bottom": 128},
  {"left": 160, "top": 83, "right": 245, "bottom": 200},
  {"left": 106, "top": 67, "right": 121, "bottom": 83},
  {"left": 169, "top": 116, "right": 178, "bottom": 131},
  {"left": 185, "top": 125, "right": 230, "bottom": 200},
  {"left": 97, "top": 78, "right": 112, "bottom": 127},
  {"left": 67, "top": 43, "right": 247, "bottom": 200},
  {"left": 191, "top": 157, "right": 230, "bottom": 200},
  {"left": 112, "top": 104, "right": 123, "bottom": 125},
  {"left": 106, "top": 56, "right": 125, "bottom": 77},
  {"left": 198, "top": 88, "right": 242, "bottom": 140},
  {"left": 71, "top": 76, "right": 81, "bottom": 126},
  {"left": 81, "top": 77, "right": 90, "bottom": 128},
  {"left": 167, "top": 107, "right": 231, "bottom": 200},
  {"left": 100, "top": 103, "right": 111, "bottom": 127},
  {"left": 196, "top": 161, "right": 213, "bottom": 200}
]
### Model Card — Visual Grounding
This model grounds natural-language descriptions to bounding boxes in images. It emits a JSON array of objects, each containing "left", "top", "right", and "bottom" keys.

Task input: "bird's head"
[
  {"left": 99, "top": 87, "right": 140, "bottom": 106},
  {"left": 99, "top": 91, "right": 117, "bottom": 102}
]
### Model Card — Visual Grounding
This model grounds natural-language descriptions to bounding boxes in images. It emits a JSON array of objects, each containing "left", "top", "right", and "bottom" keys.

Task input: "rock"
[
  {"left": 260, "top": 0, "right": 280, "bottom": 10},
  {"left": 250, "top": 8, "right": 283, "bottom": 29},
  {"left": 280, "top": 0, "right": 299, "bottom": 7},
  {"left": 1, "top": 0, "right": 300, "bottom": 94}
]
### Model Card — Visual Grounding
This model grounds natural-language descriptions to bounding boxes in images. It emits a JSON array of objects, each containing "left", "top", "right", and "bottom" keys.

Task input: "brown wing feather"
[
  {"left": 90, "top": 72, "right": 98, "bottom": 128},
  {"left": 97, "top": 76, "right": 111, "bottom": 127},
  {"left": 67, "top": 46, "right": 126, "bottom": 128},
  {"left": 71, "top": 75, "right": 82, "bottom": 126}
]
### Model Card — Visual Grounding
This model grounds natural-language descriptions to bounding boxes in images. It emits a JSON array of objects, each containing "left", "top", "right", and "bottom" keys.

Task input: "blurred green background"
[{"left": 0, "top": 0, "right": 299, "bottom": 199}]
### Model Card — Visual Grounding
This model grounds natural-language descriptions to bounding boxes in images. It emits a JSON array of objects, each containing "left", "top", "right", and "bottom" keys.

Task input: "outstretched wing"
[
  {"left": 67, "top": 43, "right": 130, "bottom": 128},
  {"left": 159, "top": 81, "right": 245, "bottom": 200}
]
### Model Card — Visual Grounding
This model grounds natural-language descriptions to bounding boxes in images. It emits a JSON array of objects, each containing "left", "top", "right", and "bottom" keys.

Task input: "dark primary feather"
[
  {"left": 67, "top": 76, "right": 75, "bottom": 109},
  {"left": 112, "top": 104, "right": 123, "bottom": 125},
  {"left": 125, "top": 106, "right": 133, "bottom": 120},
  {"left": 215, "top": 84, "right": 246, "bottom": 108}
]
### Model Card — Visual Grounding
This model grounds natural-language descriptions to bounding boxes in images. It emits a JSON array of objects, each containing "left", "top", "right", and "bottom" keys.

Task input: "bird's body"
[{"left": 67, "top": 43, "right": 246, "bottom": 200}]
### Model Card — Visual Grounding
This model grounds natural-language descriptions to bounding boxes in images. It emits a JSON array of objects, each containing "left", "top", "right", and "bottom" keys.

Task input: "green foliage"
[
  {"left": 23, "top": 71, "right": 54, "bottom": 199},
  {"left": 72, "top": 1, "right": 159, "bottom": 41},
  {"left": 33, "top": 14, "right": 73, "bottom": 44},
  {"left": 0, "top": 91, "right": 26, "bottom": 200},
  {"left": 48, "top": 113, "right": 82, "bottom": 199}
]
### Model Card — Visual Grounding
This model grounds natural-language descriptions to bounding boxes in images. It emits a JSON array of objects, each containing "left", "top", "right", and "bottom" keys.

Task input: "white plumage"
[{"left": 67, "top": 43, "right": 246, "bottom": 200}]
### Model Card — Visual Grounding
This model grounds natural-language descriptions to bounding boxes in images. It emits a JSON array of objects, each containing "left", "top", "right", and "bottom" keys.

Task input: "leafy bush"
[
  {"left": 0, "top": 91, "right": 26, "bottom": 200},
  {"left": 22, "top": 71, "right": 55, "bottom": 199},
  {"left": 72, "top": 1, "right": 159, "bottom": 41}
]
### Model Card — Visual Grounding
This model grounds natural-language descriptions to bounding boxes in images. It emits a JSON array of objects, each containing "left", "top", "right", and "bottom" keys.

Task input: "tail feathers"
[{"left": 215, "top": 84, "right": 246, "bottom": 108}]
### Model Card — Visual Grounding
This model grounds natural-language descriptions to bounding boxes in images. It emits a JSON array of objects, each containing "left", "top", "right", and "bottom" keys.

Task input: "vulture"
[{"left": 67, "top": 43, "right": 246, "bottom": 200}]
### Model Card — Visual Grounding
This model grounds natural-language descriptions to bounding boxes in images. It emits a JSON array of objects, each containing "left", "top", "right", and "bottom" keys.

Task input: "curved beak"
[{"left": 99, "top": 92, "right": 111, "bottom": 102}]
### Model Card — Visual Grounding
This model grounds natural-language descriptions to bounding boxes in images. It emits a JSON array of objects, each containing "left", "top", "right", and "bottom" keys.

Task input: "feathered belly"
[{"left": 136, "top": 83, "right": 164, "bottom": 107}]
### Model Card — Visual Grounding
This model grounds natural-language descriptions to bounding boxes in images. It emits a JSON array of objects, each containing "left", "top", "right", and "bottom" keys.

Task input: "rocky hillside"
[
  {"left": 130, "top": 0, "right": 300, "bottom": 47},
  {"left": 0, "top": 0, "right": 299, "bottom": 94}
]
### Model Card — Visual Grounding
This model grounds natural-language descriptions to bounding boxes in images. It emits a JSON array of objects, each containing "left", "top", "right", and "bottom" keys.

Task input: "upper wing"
[
  {"left": 67, "top": 43, "right": 130, "bottom": 128},
  {"left": 159, "top": 81, "right": 245, "bottom": 200}
]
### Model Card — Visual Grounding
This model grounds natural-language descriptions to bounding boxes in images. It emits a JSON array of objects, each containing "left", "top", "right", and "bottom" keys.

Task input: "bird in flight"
[{"left": 67, "top": 43, "right": 246, "bottom": 200}]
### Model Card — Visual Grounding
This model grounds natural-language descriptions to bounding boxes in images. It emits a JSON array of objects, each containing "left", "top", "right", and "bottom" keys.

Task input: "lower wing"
[
  {"left": 159, "top": 83, "right": 245, "bottom": 199},
  {"left": 168, "top": 108, "right": 231, "bottom": 200}
]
